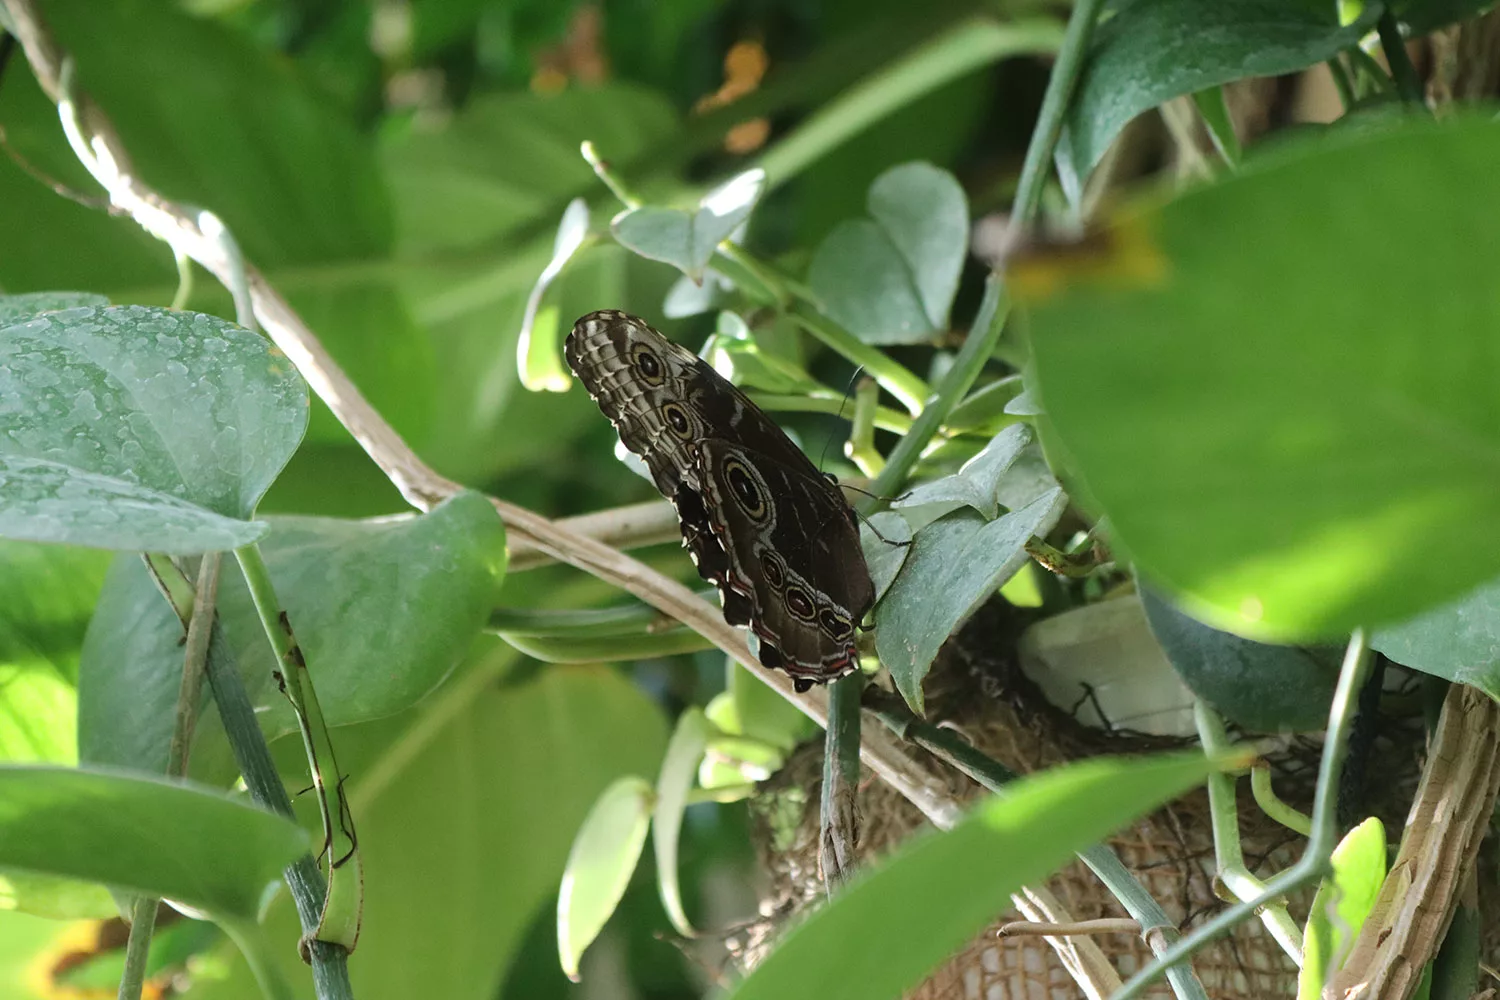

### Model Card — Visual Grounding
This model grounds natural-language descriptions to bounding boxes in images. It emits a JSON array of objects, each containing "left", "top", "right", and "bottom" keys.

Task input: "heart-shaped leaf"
[
  {"left": 77, "top": 492, "right": 507, "bottom": 775},
  {"left": 877, "top": 488, "right": 1066, "bottom": 712},
  {"left": 0, "top": 305, "right": 307, "bottom": 553},
  {"left": 611, "top": 169, "right": 766, "bottom": 280},
  {"left": 895, "top": 424, "right": 1033, "bottom": 524},
  {"left": 808, "top": 163, "right": 968, "bottom": 345},
  {"left": 0, "top": 764, "right": 306, "bottom": 921}
]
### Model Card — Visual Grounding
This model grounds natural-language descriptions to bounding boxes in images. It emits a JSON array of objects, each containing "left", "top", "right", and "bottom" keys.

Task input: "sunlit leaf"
[{"left": 556, "top": 776, "right": 654, "bottom": 981}]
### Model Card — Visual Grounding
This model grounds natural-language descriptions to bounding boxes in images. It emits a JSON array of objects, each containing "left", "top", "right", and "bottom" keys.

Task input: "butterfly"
[{"left": 566, "top": 310, "right": 875, "bottom": 692}]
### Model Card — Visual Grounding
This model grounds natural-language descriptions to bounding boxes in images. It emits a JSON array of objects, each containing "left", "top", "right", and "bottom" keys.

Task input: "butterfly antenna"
[
  {"left": 838, "top": 482, "right": 914, "bottom": 505},
  {"left": 815, "top": 365, "right": 868, "bottom": 472}
]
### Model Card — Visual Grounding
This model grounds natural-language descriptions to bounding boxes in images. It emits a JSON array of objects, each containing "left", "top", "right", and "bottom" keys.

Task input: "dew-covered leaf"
[
  {"left": 0, "top": 293, "right": 109, "bottom": 327},
  {"left": 0, "top": 306, "right": 307, "bottom": 552}
]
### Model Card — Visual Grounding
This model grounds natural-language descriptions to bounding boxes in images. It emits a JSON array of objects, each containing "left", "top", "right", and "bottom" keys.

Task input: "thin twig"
[{"left": 1000, "top": 919, "right": 1142, "bottom": 938}]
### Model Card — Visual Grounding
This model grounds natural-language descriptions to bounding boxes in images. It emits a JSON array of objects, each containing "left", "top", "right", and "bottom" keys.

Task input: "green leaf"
[
  {"left": 382, "top": 86, "right": 677, "bottom": 255},
  {"left": 0, "top": 540, "right": 110, "bottom": 765},
  {"left": 0, "top": 764, "right": 307, "bottom": 921},
  {"left": 44, "top": 0, "right": 391, "bottom": 268},
  {"left": 1027, "top": 116, "right": 1500, "bottom": 640},
  {"left": 1056, "top": 0, "right": 1381, "bottom": 191},
  {"left": 1372, "top": 575, "right": 1500, "bottom": 697},
  {"left": 860, "top": 512, "right": 913, "bottom": 603},
  {"left": 611, "top": 169, "right": 767, "bottom": 281},
  {"left": 78, "top": 492, "right": 507, "bottom": 775},
  {"left": 894, "top": 424, "right": 1033, "bottom": 524},
  {"left": 1396, "top": 0, "right": 1498, "bottom": 33},
  {"left": 194, "top": 658, "right": 670, "bottom": 1000},
  {"left": 0, "top": 293, "right": 110, "bottom": 326},
  {"left": 520, "top": 198, "right": 593, "bottom": 393},
  {"left": 1140, "top": 584, "right": 1341, "bottom": 732},
  {"left": 725, "top": 751, "right": 1214, "bottom": 1000},
  {"left": 877, "top": 488, "right": 1066, "bottom": 712},
  {"left": 652, "top": 709, "right": 711, "bottom": 938},
  {"left": 704, "top": 312, "right": 822, "bottom": 395},
  {"left": 0, "top": 870, "right": 116, "bottom": 920},
  {"left": 0, "top": 305, "right": 307, "bottom": 552},
  {"left": 1299, "top": 816, "right": 1387, "bottom": 999},
  {"left": 808, "top": 162, "right": 969, "bottom": 345},
  {"left": 556, "top": 776, "right": 654, "bottom": 981},
  {"left": 727, "top": 661, "right": 818, "bottom": 753}
]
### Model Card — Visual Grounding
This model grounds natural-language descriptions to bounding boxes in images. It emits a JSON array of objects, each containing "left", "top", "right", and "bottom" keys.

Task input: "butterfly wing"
[
  {"left": 567, "top": 310, "right": 875, "bottom": 688},
  {"left": 696, "top": 439, "right": 874, "bottom": 686}
]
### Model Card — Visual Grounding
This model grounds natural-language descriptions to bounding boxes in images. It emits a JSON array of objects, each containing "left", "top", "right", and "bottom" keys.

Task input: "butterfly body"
[{"left": 565, "top": 310, "right": 874, "bottom": 690}]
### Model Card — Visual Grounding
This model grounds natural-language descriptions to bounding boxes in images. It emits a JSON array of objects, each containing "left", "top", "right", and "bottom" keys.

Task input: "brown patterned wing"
[
  {"left": 566, "top": 310, "right": 875, "bottom": 690},
  {"left": 696, "top": 439, "right": 874, "bottom": 690}
]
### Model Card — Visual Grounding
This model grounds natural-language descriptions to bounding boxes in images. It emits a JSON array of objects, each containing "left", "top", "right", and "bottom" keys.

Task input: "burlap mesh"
[{"left": 739, "top": 601, "right": 1434, "bottom": 999}]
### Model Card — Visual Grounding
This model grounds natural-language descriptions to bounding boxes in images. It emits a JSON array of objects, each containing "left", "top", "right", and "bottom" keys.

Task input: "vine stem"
[
  {"left": 234, "top": 544, "right": 362, "bottom": 955},
  {"left": 1193, "top": 702, "right": 1303, "bottom": 963},
  {"left": 1011, "top": 0, "right": 1106, "bottom": 226},
  {"left": 1376, "top": 10, "right": 1424, "bottom": 105},
  {"left": 752, "top": 16, "right": 1065, "bottom": 186},
  {"left": 117, "top": 553, "right": 224, "bottom": 1000},
  {"left": 1110, "top": 629, "right": 1374, "bottom": 1000}
]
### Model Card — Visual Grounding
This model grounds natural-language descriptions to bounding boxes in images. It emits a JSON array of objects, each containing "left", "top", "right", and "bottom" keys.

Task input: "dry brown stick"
[
  {"left": 2, "top": 5, "right": 1119, "bottom": 992},
  {"left": 507, "top": 499, "right": 681, "bottom": 571},
  {"left": 1326, "top": 683, "right": 1500, "bottom": 1000}
]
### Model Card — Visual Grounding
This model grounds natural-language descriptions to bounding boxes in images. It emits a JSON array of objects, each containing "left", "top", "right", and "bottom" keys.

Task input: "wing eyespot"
[
  {"left": 661, "top": 401, "right": 694, "bottom": 439},
  {"left": 723, "top": 457, "right": 770, "bottom": 524},
  {"left": 759, "top": 550, "right": 786, "bottom": 590},
  {"left": 630, "top": 344, "right": 665, "bottom": 384},
  {"left": 818, "top": 608, "right": 853, "bottom": 641},
  {"left": 784, "top": 585, "right": 817, "bottom": 622}
]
